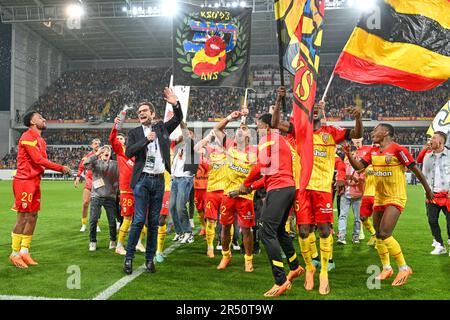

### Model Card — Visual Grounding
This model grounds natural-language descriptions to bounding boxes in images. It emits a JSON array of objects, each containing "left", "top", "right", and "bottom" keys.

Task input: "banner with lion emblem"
[
  {"left": 173, "top": 4, "right": 251, "bottom": 87},
  {"left": 427, "top": 100, "right": 450, "bottom": 148}
]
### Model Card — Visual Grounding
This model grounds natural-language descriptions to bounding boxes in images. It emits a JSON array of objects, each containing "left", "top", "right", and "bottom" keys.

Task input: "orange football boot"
[
  {"left": 244, "top": 260, "right": 254, "bottom": 273},
  {"left": 287, "top": 266, "right": 305, "bottom": 282},
  {"left": 20, "top": 253, "right": 38, "bottom": 266},
  {"left": 392, "top": 267, "right": 413, "bottom": 286},
  {"left": 9, "top": 255, "right": 28, "bottom": 269},
  {"left": 217, "top": 257, "right": 231, "bottom": 270},
  {"left": 304, "top": 267, "right": 316, "bottom": 291},
  {"left": 206, "top": 248, "right": 215, "bottom": 258},
  {"left": 319, "top": 274, "right": 330, "bottom": 295},
  {"left": 376, "top": 267, "right": 394, "bottom": 281},
  {"left": 263, "top": 280, "right": 292, "bottom": 297}
]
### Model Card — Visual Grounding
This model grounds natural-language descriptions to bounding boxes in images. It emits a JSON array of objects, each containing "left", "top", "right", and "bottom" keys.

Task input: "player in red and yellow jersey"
[
  {"left": 240, "top": 112, "right": 303, "bottom": 297},
  {"left": 194, "top": 154, "right": 209, "bottom": 236},
  {"left": 344, "top": 123, "right": 433, "bottom": 287},
  {"left": 194, "top": 130, "right": 227, "bottom": 258},
  {"left": 277, "top": 99, "right": 362, "bottom": 295},
  {"left": 10, "top": 111, "right": 71, "bottom": 268},
  {"left": 75, "top": 138, "right": 101, "bottom": 232},
  {"left": 210, "top": 110, "right": 258, "bottom": 272}
]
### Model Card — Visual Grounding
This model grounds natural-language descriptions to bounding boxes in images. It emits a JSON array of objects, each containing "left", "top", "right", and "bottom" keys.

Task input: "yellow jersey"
[
  {"left": 363, "top": 165, "right": 376, "bottom": 197},
  {"left": 206, "top": 146, "right": 227, "bottom": 192},
  {"left": 307, "top": 125, "right": 349, "bottom": 192},
  {"left": 224, "top": 145, "right": 258, "bottom": 201},
  {"left": 361, "top": 143, "right": 415, "bottom": 208}
]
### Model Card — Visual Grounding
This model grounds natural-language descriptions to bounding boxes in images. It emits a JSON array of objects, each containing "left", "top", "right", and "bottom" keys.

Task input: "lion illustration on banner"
[{"left": 191, "top": 35, "right": 227, "bottom": 75}]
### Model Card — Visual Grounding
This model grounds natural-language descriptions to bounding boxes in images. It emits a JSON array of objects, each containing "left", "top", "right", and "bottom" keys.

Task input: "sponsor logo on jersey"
[
  {"left": 314, "top": 149, "right": 327, "bottom": 157},
  {"left": 229, "top": 163, "right": 249, "bottom": 174},
  {"left": 373, "top": 171, "right": 393, "bottom": 177}
]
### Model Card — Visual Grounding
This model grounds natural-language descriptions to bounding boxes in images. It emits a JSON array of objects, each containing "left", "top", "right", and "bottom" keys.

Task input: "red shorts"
[
  {"left": 194, "top": 188, "right": 207, "bottom": 211},
  {"left": 297, "top": 190, "right": 334, "bottom": 225},
  {"left": 204, "top": 191, "right": 224, "bottom": 221},
  {"left": 373, "top": 204, "right": 404, "bottom": 213},
  {"left": 160, "top": 191, "right": 170, "bottom": 216},
  {"left": 84, "top": 177, "right": 93, "bottom": 191},
  {"left": 12, "top": 177, "right": 41, "bottom": 213},
  {"left": 360, "top": 196, "right": 375, "bottom": 218},
  {"left": 120, "top": 193, "right": 135, "bottom": 217},
  {"left": 220, "top": 195, "right": 255, "bottom": 228}
]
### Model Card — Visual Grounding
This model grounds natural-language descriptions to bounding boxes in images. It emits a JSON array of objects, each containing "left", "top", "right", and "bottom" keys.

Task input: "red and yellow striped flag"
[{"left": 334, "top": 0, "right": 450, "bottom": 91}]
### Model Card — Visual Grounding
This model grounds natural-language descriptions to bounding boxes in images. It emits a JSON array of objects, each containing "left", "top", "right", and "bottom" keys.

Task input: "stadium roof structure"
[{"left": 0, "top": 0, "right": 360, "bottom": 61}]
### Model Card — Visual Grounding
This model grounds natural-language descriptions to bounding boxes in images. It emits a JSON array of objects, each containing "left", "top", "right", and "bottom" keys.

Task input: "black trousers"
[
  {"left": 426, "top": 203, "right": 450, "bottom": 245},
  {"left": 260, "top": 186, "right": 299, "bottom": 285},
  {"left": 188, "top": 186, "right": 195, "bottom": 219},
  {"left": 89, "top": 197, "right": 117, "bottom": 243}
]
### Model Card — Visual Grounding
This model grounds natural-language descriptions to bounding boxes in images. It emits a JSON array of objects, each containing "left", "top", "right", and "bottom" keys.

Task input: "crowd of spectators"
[
  {"left": 0, "top": 146, "right": 90, "bottom": 170},
  {"left": 21, "top": 65, "right": 449, "bottom": 124}
]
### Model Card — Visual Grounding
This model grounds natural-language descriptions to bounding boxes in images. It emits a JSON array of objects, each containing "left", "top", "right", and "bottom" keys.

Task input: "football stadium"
[{"left": 0, "top": 0, "right": 449, "bottom": 303}]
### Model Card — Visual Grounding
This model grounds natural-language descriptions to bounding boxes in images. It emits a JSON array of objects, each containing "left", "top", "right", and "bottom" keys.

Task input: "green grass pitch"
[{"left": 0, "top": 181, "right": 448, "bottom": 300}]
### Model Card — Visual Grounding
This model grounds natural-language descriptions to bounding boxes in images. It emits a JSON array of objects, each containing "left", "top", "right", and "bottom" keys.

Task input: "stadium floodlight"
[
  {"left": 347, "top": 0, "right": 355, "bottom": 7},
  {"left": 161, "top": 0, "right": 178, "bottom": 16},
  {"left": 214, "top": 2, "right": 220, "bottom": 7},
  {"left": 232, "top": 2, "right": 238, "bottom": 7},
  {"left": 358, "top": 0, "right": 375, "bottom": 11},
  {"left": 121, "top": 6, "right": 127, "bottom": 12},
  {"left": 131, "top": 6, "right": 138, "bottom": 15},
  {"left": 138, "top": 6, "right": 143, "bottom": 12},
  {"left": 66, "top": 4, "right": 84, "bottom": 18},
  {"left": 240, "top": 1, "right": 246, "bottom": 7},
  {"left": 226, "top": 3, "right": 231, "bottom": 8}
]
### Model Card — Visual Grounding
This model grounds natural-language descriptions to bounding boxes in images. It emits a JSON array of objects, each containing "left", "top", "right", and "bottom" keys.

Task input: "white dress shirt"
[{"left": 142, "top": 125, "right": 165, "bottom": 174}]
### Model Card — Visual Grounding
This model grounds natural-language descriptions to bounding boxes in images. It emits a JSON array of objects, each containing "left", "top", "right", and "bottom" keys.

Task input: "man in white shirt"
[
  {"left": 422, "top": 131, "right": 450, "bottom": 255},
  {"left": 169, "top": 122, "right": 198, "bottom": 244}
]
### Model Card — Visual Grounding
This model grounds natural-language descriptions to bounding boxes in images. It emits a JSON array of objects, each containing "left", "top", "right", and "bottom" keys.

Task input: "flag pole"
[{"left": 321, "top": 72, "right": 334, "bottom": 102}]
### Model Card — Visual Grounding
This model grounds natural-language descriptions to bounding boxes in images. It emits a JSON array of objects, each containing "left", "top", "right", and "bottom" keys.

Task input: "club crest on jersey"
[
  {"left": 321, "top": 133, "right": 330, "bottom": 144},
  {"left": 385, "top": 155, "right": 393, "bottom": 164},
  {"left": 22, "top": 202, "right": 27, "bottom": 209}
]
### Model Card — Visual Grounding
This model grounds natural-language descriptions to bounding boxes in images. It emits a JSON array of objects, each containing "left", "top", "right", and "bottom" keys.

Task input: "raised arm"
[
  {"left": 271, "top": 86, "right": 288, "bottom": 131},
  {"left": 342, "top": 143, "right": 366, "bottom": 171},
  {"left": 213, "top": 110, "right": 242, "bottom": 143},
  {"left": 163, "top": 87, "right": 183, "bottom": 135},
  {"left": 109, "top": 118, "right": 125, "bottom": 156},
  {"left": 346, "top": 106, "right": 363, "bottom": 139}
]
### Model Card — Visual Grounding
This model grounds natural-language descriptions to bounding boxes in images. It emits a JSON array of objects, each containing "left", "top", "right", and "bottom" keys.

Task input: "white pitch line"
[
  {"left": 0, "top": 295, "right": 79, "bottom": 300},
  {"left": 92, "top": 240, "right": 184, "bottom": 300}
]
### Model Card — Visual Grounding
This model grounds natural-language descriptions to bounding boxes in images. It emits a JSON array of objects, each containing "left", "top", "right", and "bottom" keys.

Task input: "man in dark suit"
[{"left": 123, "top": 87, "right": 182, "bottom": 274}]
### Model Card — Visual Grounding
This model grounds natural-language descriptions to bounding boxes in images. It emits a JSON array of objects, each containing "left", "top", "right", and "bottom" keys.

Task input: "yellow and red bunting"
[{"left": 334, "top": 0, "right": 450, "bottom": 91}]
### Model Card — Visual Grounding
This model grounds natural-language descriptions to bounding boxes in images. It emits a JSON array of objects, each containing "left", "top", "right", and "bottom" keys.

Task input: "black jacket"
[{"left": 126, "top": 102, "right": 183, "bottom": 188}]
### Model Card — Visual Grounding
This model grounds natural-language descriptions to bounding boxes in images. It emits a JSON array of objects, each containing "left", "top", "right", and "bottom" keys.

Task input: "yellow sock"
[
  {"left": 222, "top": 249, "right": 231, "bottom": 259},
  {"left": 309, "top": 232, "right": 318, "bottom": 259},
  {"left": 244, "top": 254, "right": 253, "bottom": 262},
  {"left": 118, "top": 219, "right": 131, "bottom": 245},
  {"left": 82, "top": 217, "right": 87, "bottom": 225},
  {"left": 157, "top": 225, "right": 167, "bottom": 253},
  {"left": 320, "top": 235, "right": 332, "bottom": 276},
  {"left": 230, "top": 224, "right": 234, "bottom": 240},
  {"left": 376, "top": 238, "right": 391, "bottom": 268},
  {"left": 329, "top": 235, "right": 334, "bottom": 261},
  {"left": 206, "top": 220, "right": 216, "bottom": 248},
  {"left": 362, "top": 219, "right": 376, "bottom": 235},
  {"left": 383, "top": 236, "right": 406, "bottom": 268},
  {"left": 139, "top": 225, "right": 148, "bottom": 242},
  {"left": 199, "top": 211, "right": 206, "bottom": 229},
  {"left": 11, "top": 233, "right": 22, "bottom": 254},
  {"left": 299, "top": 236, "right": 314, "bottom": 271},
  {"left": 20, "top": 235, "right": 32, "bottom": 253},
  {"left": 285, "top": 216, "right": 291, "bottom": 233}
]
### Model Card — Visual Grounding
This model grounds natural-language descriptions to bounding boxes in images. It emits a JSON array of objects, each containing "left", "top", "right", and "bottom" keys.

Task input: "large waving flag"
[
  {"left": 427, "top": 101, "right": 450, "bottom": 148},
  {"left": 275, "top": 0, "right": 325, "bottom": 191},
  {"left": 334, "top": 0, "right": 450, "bottom": 91}
]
